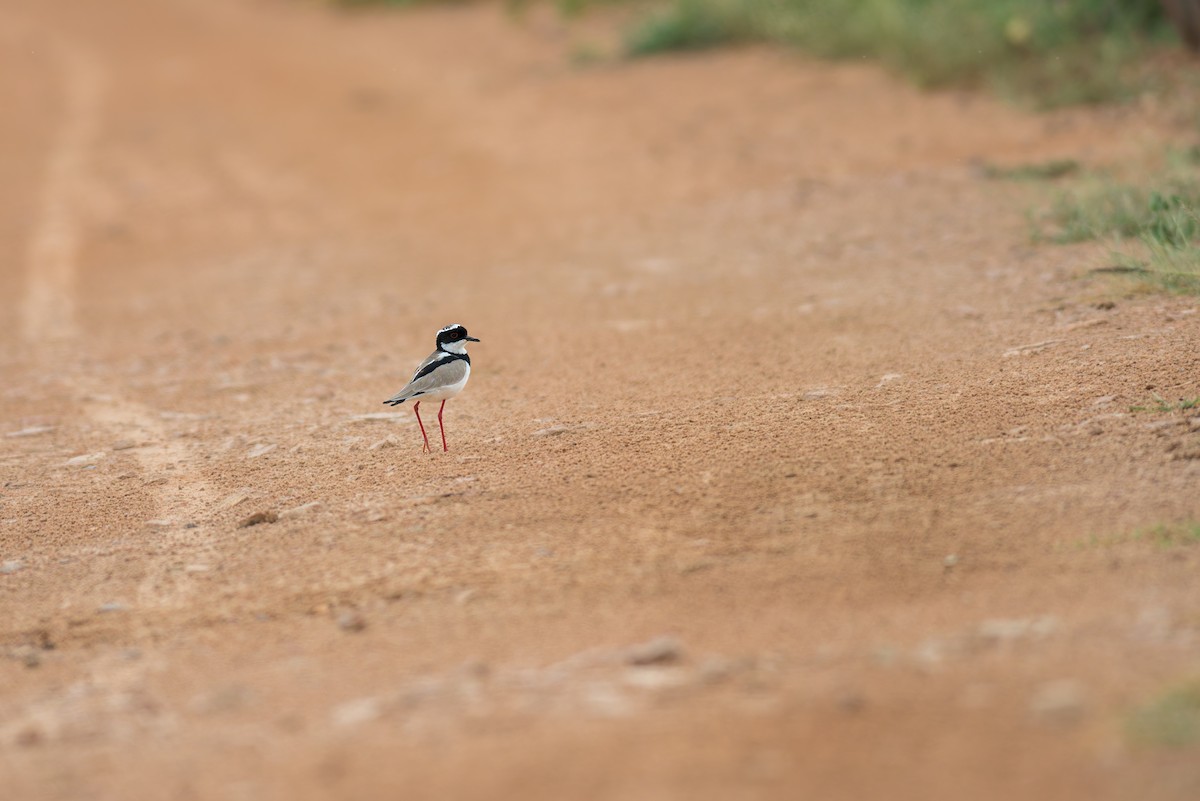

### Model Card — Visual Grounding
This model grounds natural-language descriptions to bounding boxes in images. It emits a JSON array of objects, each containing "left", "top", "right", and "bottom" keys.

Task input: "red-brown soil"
[{"left": 2, "top": 1, "right": 1199, "bottom": 799}]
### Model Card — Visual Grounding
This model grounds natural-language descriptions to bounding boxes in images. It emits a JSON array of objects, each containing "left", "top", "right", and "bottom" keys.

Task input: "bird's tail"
[{"left": 382, "top": 397, "right": 407, "bottom": 407}]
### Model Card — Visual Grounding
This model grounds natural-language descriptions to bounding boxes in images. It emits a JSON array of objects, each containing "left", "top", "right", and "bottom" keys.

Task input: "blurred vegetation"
[
  {"left": 1042, "top": 177, "right": 1200, "bottom": 245},
  {"left": 332, "top": 0, "right": 471, "bottom": 5},
  {"left": 981, "top": 159, "right": 1082, "bottom": 181},
  {"left": 1074, "top": 520, "right": 1200, "bottom": 549},
  {"left": 1107, "top": 190, "right": 1200, "bottom": 293},
  {"left": 620, "top": 0, "right": 1174, "bottom": 107},
  {"left": 1023, "top": 150, "right": 1200, "bottom": 294},
  {"left": 1129, "top": 394, "right": 1200, "bottom": 413},
  {"left": 1127, "top": 679, "right": 1200, "bottom": 748},
  {"left": 335, "top": 1, "right": 1181, "bottom": 108}
]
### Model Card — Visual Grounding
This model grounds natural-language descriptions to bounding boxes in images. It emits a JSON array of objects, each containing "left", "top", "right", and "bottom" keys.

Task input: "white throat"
[{"left": 441, "top": 340, "right": 469, "bottom": 355}]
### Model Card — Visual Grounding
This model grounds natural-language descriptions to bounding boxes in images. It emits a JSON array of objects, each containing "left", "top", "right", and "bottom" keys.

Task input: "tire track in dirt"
[
  {"left": 19, "top": 38, "right": 100, "bottom": 344},
  {"left": 19, "top": 30, "right": 221, "bottom": 612}
]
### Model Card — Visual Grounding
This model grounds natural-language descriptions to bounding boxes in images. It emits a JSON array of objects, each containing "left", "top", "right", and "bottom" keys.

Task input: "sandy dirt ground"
[{"left": 2, "top": 1, "right": 1199, "bottom": 798}]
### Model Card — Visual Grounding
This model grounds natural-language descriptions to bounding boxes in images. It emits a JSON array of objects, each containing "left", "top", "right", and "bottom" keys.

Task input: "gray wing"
[
  {"left": 384, "top": 357, "right": 468, "bottom": 404},
  {"left": 382, "top": 351, "right": 443, "bottom": 405},
  {"left": 408, "top": 351, "right": 444, "bottom": 383}
]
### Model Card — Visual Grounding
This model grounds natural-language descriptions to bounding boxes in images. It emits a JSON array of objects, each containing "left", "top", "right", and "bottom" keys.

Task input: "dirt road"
[{"left": 2, "top": 1, "right": 1199, "bottom": 798}]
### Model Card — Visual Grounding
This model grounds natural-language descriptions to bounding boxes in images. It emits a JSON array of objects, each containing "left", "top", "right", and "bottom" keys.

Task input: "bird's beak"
[{"left": 466, "top": 336, "right": 480, "bottom": 342}]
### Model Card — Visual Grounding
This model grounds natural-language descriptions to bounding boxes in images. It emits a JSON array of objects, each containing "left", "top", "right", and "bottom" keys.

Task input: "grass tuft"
[
  {"left": 1075, "top": 521, "right": 1200, "bottom": 550},
  {"left": 331, "top": 0, "right": 459, "bottom": 6},
  {"left": 621, "top": 0, "right": 1172, "bottom": 107},
  {"left": 1034, "top": 159, "right": 1200, "bottom": 295},
  {"left": 328, "top": 1, "right": 1177, "bottom": 108},
  {"left": 626, "top": 0, "right": 756, "bottom": 53},
  {"left": 1111, "top": 192, "right": 1200, "bottom": 293},
  {"left": 983, "top": 159, "right": 1082, "bottom": 181},
  {"left": 1139, "top": 521, "right": 1200, "bottom": 548},
  {"left": 1129, "top": 394, "right": 1200, "bottom": 413},
  {"left": 1127, "top": 679, "right": 1200, "bottom": 748},
  {"left": 1045, "top": 182, "right": 1171, "bottom": 244}
]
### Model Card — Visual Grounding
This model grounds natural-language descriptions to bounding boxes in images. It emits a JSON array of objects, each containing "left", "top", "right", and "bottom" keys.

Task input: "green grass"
[
  {"left": 1130, "top": 394, "right": 1200, "bottom": 413},
  {"left": 1075, "top": 521, "right": 1200, "bottom": 550},
  {"left": 1033, "top": 157, "right": 1200, "bottom": 295},
  {"left": 1112, "top": 191, "right": 1200, "bottom": 293},
  {"left": 330, "top": 0, "right": 473, "bottom": 7},
  {"left": 983, "top": 159, "right": 1082, "bottom": 181},
  {"left": 327, "top": 0, "right": 1176, "bottom": 108},
  {"left": 1046, "top": 173, "right": 1200, "bottom": 245},
  {"left": 1127, "top": 679, "right": 1200, "bottom": 748},
  {"left": 1139, "top": 521, "right": 1200, "bottom": 548},
  {"left": 622, "top": 0, "right": 1172, "bottom": 107},
  {"left": 1047, "top": 181, "right": 1167, "bottom": 244}
]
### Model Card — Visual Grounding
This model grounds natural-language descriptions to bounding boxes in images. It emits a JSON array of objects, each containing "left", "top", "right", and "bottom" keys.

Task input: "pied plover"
[{"left": 383, "top": 324, "right": 480, "bottom": 453}]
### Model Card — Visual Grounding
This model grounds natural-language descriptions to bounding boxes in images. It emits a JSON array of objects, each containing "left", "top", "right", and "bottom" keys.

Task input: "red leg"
[
  {"left": 437, "top": 400, "right": 448, "bottom": 452},
  {"left": 414, "top": 401, "right": 431, "bottom": 453}
]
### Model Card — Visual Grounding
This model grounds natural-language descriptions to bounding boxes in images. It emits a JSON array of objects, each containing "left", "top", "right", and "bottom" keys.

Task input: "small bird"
[{"left": 383, "top": 324, "right": 480, "bottom": 453}]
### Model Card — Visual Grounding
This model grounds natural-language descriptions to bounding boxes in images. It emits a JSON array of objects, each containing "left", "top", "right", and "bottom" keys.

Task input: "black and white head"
[{"left": 436, "top": 323, "right": 480, "bottom": 354}]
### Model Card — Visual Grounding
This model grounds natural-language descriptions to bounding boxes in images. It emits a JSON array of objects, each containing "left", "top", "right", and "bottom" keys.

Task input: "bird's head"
[{"left": 436, "top": 323, "right": 480, "bottom": 354}]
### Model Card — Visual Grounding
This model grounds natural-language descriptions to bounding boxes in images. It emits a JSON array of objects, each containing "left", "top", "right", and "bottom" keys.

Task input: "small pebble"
[
  {"left": 1030, "top": 679, "right": 1087, "bottom": 724},
  {"left": 697, "top": 657, "right": 737, "bottom": 684},
  {"left": 11, "top": 646, "right": 40, "bottom": 668},
  {"left": 191, "top": 684, "right": 253, "bottom": 714},
  {"left": 332, "top": 696, "right": 382, "bottom": 727},
  {"left": 336, "top": 609, "right": 367, "bottom": 633},
  {"left": 238, "top": 511, "right": 278, "bottom": 528},
  {"left": 280, "top": 501, "right": 322, "bottom": 520},
  {"left": 532, "top": 425, "right": 570, "bottom": 437},
  {"left": 15, "top": 727, "right": 43, "bottom": 747},
  {"left": 218, "top": 491, "right": 251, "bottom": 511},
  {"left": 6, "top": 426, "right": 55, "bottom": 438},
  {"left": 626, "top": 636, "right": 683, "bottom": 666},
  {"left": 837, "top": 692, "right": 866, "bottom": 713},
  {"left": 623, "top": 667, "right": 690, "bottom": 691}
]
